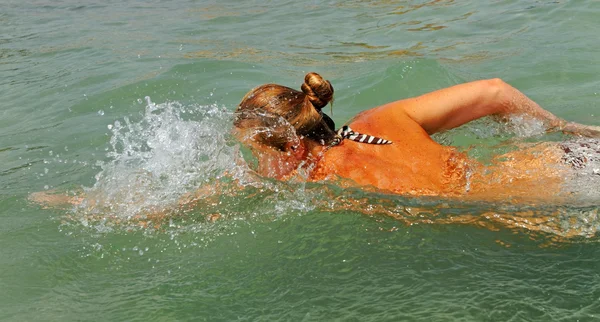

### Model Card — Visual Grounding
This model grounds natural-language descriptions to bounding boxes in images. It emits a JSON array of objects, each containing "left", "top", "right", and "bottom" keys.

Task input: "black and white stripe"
[{"left": 335, "top": 125, "right": 392, "bottom": 145}]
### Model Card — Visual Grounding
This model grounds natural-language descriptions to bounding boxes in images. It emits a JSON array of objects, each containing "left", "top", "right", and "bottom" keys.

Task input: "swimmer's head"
[{"left": 234, "top": 72, "right": 339, "bottom": 152}]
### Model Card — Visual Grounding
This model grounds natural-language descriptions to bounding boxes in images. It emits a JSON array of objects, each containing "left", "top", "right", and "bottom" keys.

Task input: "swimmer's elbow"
[
  {"left": 486, "top": 78, "right": 506, "bottom": 92},
  {"left": 481, "top": 78, "right": 512, "bottom": 115}
]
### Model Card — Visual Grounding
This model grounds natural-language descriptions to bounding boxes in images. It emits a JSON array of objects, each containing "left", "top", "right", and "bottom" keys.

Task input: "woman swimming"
[
  {"left": 31, "top": 71, "right": 600, "bottom": 219},
  {"left": 233, "top": 72, "right": 600, "bottom": 203}
]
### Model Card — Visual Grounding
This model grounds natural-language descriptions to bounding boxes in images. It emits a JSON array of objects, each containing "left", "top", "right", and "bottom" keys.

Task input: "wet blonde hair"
[{"left": 234, "top": 72, "right": 338, "bottom": 151}]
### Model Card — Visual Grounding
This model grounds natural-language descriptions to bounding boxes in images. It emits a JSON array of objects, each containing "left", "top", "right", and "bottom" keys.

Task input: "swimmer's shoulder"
[{"left": 347, "top": 103, "right": 429, "bottom": 142}]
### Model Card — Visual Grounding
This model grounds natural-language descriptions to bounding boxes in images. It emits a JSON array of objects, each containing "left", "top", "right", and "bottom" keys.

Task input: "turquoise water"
[{"left": 3, "top": 0, "right": 600, "bottom": 320}]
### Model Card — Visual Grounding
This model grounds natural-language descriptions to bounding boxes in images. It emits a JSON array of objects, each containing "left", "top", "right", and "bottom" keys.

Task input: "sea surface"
[{"left": 2, "top": 0, "right": 600, "bottom": 320}]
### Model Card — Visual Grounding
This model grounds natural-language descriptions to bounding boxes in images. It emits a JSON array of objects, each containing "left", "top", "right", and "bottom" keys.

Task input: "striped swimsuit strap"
[{"left": 334, "top": 125, "right": 392, "bottom": 145}]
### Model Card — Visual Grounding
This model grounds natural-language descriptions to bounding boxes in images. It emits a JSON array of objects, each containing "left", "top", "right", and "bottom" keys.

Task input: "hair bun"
[{"left": 301, "top": 72, "right": 334, "bottom": 109}]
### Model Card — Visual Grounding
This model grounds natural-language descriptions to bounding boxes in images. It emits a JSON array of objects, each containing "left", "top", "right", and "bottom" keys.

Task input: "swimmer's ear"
[{"left": 283, "top": 141, "right": 306, "bottom": 160}]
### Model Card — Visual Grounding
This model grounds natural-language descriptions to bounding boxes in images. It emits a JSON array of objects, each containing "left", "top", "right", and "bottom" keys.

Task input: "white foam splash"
[
  {"left": 79, "top": 97, "right": 242, "bottom": 218},
  {"left": 506, "top": 115, "right": 547, "bottom": 137}
]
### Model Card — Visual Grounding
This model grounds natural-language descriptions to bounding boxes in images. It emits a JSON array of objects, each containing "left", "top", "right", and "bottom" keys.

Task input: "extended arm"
[{"left": 375, "top": 78, "right": 600, "bottom": 136}]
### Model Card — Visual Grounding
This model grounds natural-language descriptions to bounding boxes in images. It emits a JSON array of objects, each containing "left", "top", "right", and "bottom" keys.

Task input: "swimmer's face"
[{"left": 249, "top": 136, "right": 310, "bottom": 179}]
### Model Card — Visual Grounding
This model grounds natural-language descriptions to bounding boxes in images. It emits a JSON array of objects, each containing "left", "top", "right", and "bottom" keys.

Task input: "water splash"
[
  {"left": 434, "top": 115, "right": 548, "bottom": 147},
  {"left": 77, "top": 97, "right": 244, "bottom": 220},
  {"left": 505, "top": 115, "right": 547, "bottom": 137}
]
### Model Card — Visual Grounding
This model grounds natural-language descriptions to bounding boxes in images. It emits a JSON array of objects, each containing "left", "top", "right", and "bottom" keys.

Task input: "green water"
[{"left": 3, "top": 0, "right": 600, "bottom": 320}]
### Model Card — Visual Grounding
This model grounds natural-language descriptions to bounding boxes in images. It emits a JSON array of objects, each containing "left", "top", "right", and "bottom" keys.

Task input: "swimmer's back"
[{"left": 312, "top": 105, "right": 465, "bottom": 195}]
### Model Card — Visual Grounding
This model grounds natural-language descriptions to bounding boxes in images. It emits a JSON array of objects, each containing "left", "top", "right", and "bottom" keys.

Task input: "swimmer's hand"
[
  {"left": 557, "top": 122, "right": 600, "bottom": 138},
  {"left": 28, "top": 190, "right": 84, "bottom": 208}
]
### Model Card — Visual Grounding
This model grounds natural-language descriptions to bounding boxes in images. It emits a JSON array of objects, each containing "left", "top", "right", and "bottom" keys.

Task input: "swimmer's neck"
[{"left": 305, "top": 138, "right": 328, "bottom": 158}]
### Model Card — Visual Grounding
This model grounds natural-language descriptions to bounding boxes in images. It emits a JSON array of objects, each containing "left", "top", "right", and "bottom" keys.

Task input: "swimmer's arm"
[
  {"left": 29, "top": 189, "right": 85, "bottom": 208},
  {"left": 380, "top": 78, "right": 563, "bottom": 135}
]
